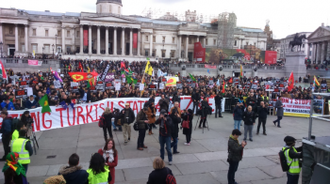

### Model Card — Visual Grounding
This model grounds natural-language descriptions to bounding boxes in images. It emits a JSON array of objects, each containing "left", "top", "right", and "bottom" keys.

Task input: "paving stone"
[
  {"left": 27, "top": 165, "right": 49, "bottom": 177},
  {"left": 176, "top": 160, "right": 228, "bottom": 175},
  {"left": 257, "top": 165, "right": 286, "bottom": 178},
  {"left": 238, "top": 156, "right": 277, "bottom": 169},
  {"left": 46, "top": 164, "right": 62, "bottom": 176},
  {"left": 194, "top": 150, "right": 228, "bottom": 161},
  {"left": 116, "top": 157, "right": 152, "bottom": 170},
  {"left": 211, "top": 167, "right": 273, "bottom": 183},
  {"left": 123, "top": 166, "right": 153, "bottom": 181},
  {"left": 175, "top": 173, "right": 220, "bottom": 184}
]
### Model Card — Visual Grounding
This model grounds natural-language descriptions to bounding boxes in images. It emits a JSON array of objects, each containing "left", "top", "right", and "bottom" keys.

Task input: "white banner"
[
  {"left": 282, "top": 97, "right": 323, "bottom": 117},
  {"left": 0, "top": 96, "right": 221, "bottom": 133}
]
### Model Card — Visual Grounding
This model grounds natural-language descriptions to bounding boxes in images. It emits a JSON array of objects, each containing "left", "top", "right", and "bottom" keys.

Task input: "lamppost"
[{"left": 0, "top": 42, "right": 3, "bottom": 58}]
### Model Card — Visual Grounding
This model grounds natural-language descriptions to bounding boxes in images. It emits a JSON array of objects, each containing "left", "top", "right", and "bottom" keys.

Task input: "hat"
[
  {"left": 284, "top": 136, "right": 296, "bottom": 143},
  {"left": 160, "top": 109, "right": 167, "bottom": 115},
  {"left": 232, "top": 129, "right": 242, "bottom": 136}
]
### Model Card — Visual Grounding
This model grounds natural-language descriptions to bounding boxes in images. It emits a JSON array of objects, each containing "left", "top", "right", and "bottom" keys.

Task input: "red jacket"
[{"left": 98, "top": 149, "right": 118, "bottom": 184}]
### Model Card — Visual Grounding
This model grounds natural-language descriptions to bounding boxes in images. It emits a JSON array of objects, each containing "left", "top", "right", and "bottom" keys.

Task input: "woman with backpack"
[
  {"left": 182, "top": 109, "right": 193, "bottom": 146},
  {"left": 147, "top": 157, "right": 176, "bottom": 184}
]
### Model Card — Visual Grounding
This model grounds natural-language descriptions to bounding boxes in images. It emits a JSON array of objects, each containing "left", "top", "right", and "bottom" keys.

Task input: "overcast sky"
[{"left": 2, "top": 0, "right": 330, "bottom": 39}]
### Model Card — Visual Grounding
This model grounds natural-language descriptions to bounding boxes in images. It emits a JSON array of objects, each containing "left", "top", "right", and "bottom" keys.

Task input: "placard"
[
  {"left": 96, "top": 82, "right": 105, "bottom": 91},
  {"left": 54, "top": 80, "right": 62, "bottom": 88},
  {"left": 149, "top": 84, "right": 157, "bottom": 90},
  {"left": 24, "top": 87, "right": 33, "bottom": 97},
  {"left": 176, "top": 82, "right": 183, "bottom": 89},
  {"left": 115, "top": 82, "right": 121, "bottom": 91},
  {"left": 159, "top": 83, "right": 165, "bottom": 89},
  {"left": 15, "top": 89, "right": 27, "bottom": 99},
  {"left": 71, "top": 82, "right": 79, "bottom": 87},
  {"left": 139, "top": 83, "right": 144, "bottom": 91}
]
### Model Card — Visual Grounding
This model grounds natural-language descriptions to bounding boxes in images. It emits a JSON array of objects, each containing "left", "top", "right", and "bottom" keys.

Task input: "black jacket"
[
  {"left": 233, "top": 105, "right": 244, "bottom": 121},
  {"left": 182, "top": 113, "right": 193, "bottom": 135},
  {"left": 136, "top": 110, "right": 148, "bottom": 130},
  {"left": 192, "top": 92, "right": 201, "bottom": 102},
  {"left": 155, "top": 116, "right": 173, "bottom": 137},
  {"left": 58, "top": 165, "right": 89, "bottom": 184},
  {"left": 102, "top": 113, "right": 114, "bottom": 127},
  {"left": 158, "top": 98, "right": 169, "bottom": 112},
  {"left": 214, "top": 95, "right": 223, "bottom": 105},
  {"left": 170, "top": 114, "right": 181, "bottom": 138},
  {"left": 243, "top": 111, "right": 256, "bottom": 125},
  {"left": 257, "top": 106, "right": 268, "bottom": 119},
  {"left": 228, "top": 136, "right": 244, "bottom": 162},
  {"left": 119, "top": 108, "right": 135, "bottom": 124},
  {"left": 147, "top": 167, "right": 173, "bottom": 184},
  {"left": 172, "top": 95, "right": 181, "bottom": 103},
  {"left": 200, "top": 101, "right": 211, "bottom": 118}
]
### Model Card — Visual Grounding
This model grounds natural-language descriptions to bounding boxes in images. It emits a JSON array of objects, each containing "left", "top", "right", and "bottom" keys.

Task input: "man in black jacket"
[
  {"left": 58, "top": 153, "right": 88, "bottom": 184},
  {"left": 191, "top": 89, "right": 201, "bottom": 114},
  {"left": 199, "top": 97, "right": 211, "bottom": 128},
  {"left": 136, "top": 107, "right": 149, "bottom": 150},
  {"left": 227, "top": 129, "right": 246, "bottom": 184},
  {"left": 155, "top": 109, "right": 173, "bottom": 165},
  {"left": 120, "top": 103, "right": 136, "bottom": 144},
  {"left": 257, "top": 101, "right": 268, "bottom": 135},
  {"left": 158, "top": 94, "right": 169, "bottom": 112},
  {"left": 214, "top": 93, "right": 223, "bottom": 118},
  {"left": 243, "top": 106, "right": 256, "bottom": 142}
]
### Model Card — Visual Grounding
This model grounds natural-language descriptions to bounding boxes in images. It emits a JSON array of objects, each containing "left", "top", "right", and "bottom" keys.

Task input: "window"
[
  {"left": 171, "top": 50, "right": 175, "bottom": 57},
  {"left": 189, "top": 37, "right": 192, "bottom": 44},
  {"left": 172, "top": 37, "right": 175, "bottom": 44},
  {"left": 21, "top": 45, "right": 25, "bottom": 52},
  {"left": 162, "top": 36, "right": 166, "bottom": 43},
  {"left": 45, "top": 29, "right": 49, "bottom": 37},
  {"left": 32, "top": 44, "right": 38, "bottom": 53},
  {"left": 77, "top": 31, "right": 80, "bottom": 37},
  {"left": 32, "top": 29, "right": 36, "bottom": 36},
  {"left": 152, "top": 49, "right": 155, "bottom": 57},
  {"left": 234, "top": 40, "right": 237, "bottom": 46},
  {"left": 206, "top": 38, "right": 208, "bottom": 45},
  {"left": 213, "top": 39, "right": 216, "bottom": 45},
  {"left": 153, "top": 36, "right": 156, "bottom": 42},
  {"left": 44, "top": 44, "right": 50, "bottom": 53},
  {"left": 145, "top": 49, "right": 149, "bottom": 56},
  {"left": 146, "top": 35, "right": 149, "bottom": 41},
  {"left": 109, "top": 5, "right": 112, "bottom": 13},
  {"left": 57, "top": 30, "right": 61, "bottom": 36},
  {"left": 67, "top": 30, "right": 70, "bottom": 37},
  {"left": 162, "top": 50, "right": 166, "bottom": 57}
]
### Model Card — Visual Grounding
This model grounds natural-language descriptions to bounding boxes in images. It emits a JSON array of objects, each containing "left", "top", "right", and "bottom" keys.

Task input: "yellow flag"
[{"left": 145, "top": 61, "right": 153, "bottom": 75}]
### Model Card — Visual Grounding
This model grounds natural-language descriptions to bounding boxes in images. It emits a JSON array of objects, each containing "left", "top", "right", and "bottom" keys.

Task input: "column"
[
  {"left": 321, "top": 41, "right": 326, "bottom": 62},
  {"left": 317, "top": 43, "right": 322, "bottom": 62},
  {"left": 24, "top": 25, "right": 28, "bottom": 52},
  {"left": 306, "top": 43, "right": 310, "bottom": 59},
  {"left": 15, "top": 24, "right": 19, "bottom": 52},
  {"left": 129, "top": 28, "right": 133, "bottom": 56},
  {"left": 121, "top": 28, "right": 125, "bottom": 56},
  {"left": 185, "top": 35, "right": 189, "bottom": 58},
  {"left": 0, "top": 23, "right": 3, "bottom": 43},
  {"left": 88, "top": 26, "right": 92, "bottom": 55},
  {"left": 203, "top": 37, "right": 206, "bottom": 48},
  {"left": 327, "top": 41, "right": 330, "bottom": 60},
  {"left": 149, "top": 33, "right": 153, "bottom": 57},
  {"left": 80, "top": 25, "right": 83, "bottom": 54},
  {"left": 312, "top": 44, "right": 316, "bottom": 62},
  {"left": 105, "top": 27, "right": 109, "bottom": 55},
  {"left": 62, "top": 27, "right": 65, "bottom": 54},
  {"left": 137, "top": 29, "right": 141, "bottom": 56},
  {"left": 197, "top": 36, "right": 199, "bottom": 42},
  {"left": 71, "top": 27, "right": 76, "bottom": 52},
  {"left": 114, "top": 27, "right": 117, "bottom": 55},
  {"left": 178, "top": 35, "right": 181, "bottom": 58},
  {"left": 97, "top": 26, "right": 100, "bottom": 55}
]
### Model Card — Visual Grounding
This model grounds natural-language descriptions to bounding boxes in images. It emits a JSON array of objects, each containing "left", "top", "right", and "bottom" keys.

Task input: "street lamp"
[{"left": 0, "top": 42, "right": 3, "bottom": 58}]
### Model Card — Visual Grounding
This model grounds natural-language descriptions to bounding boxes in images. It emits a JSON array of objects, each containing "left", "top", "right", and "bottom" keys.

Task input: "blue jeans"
[
  {"left": 159, "top": 136, "right": 172, "bottom": 162},
  {"left": 112, "top": 121, "right": 117, "bottom": 129},
  {"left": 171, "top": 137, "right": 178, "bottom": 153},
  {"left": 234, "top": 120, "right": 241, "bottom": 130},
  {"left": 274, "top": 116, "right": 282, "bottom": 127}
]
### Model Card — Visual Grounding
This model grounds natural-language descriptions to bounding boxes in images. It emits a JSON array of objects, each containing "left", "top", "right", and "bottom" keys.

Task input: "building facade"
[
  {"left": 307, "top": 24, "right": 330, "bottom": 64},
  {"left": 0, "top": 0, "right": 268, "bottom": 61}
]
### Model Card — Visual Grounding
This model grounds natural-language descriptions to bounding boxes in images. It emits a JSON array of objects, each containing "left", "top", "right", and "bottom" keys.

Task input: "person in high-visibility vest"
[
  {"left": 10, "top": 129, "right": 33, "bottom": 174},
  {"left": 11, "top": 120, "right": 25, "bottom": 141},
  {"left": 283, "top": 136, "right": 302, "bottom": 184},
  {"left": 87, "top": 153, "right": 112, "bottom": 184}
]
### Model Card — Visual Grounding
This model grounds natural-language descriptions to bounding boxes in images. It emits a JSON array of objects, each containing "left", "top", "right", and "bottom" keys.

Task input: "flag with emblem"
[
  {"left": 38, "top": 95, "right": 51, "bottom": 113},
  {"left": 240, "top": 65, "right": 243, "bottom": 77},
  {"left": 314, "top": 76, "right": 320, "bottom": 87},
  {"left": 287, "top": 71, "right": 294, "bottom": 92},
  {"left": 0, "top": 60, "right": 8, "bottom": 80},
  {"left": 145, "top": 61, "right": 153, "bottom": 75}
]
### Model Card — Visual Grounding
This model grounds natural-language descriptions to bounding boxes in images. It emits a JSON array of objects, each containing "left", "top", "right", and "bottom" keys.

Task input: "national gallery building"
[{"left": 0, "top": 0, "right": 270, "bottom": 61}]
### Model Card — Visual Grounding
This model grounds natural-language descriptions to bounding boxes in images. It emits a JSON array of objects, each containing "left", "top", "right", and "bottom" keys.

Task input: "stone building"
[
  {"left": 307, "top": 23, "right": 330, "bottom": 63},
  {"left": 0, "top": 0, "right": 268, "bottom": 61}
]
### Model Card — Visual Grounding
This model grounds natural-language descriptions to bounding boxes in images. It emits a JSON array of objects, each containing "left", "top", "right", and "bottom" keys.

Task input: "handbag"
[
  {"left": 166, "top": 168, "right": 177, "bottom": 184},
  {"left": 98, "top": 115, "right": 105, "bottom": 128},
  {"left": 133, "top": 122, "right": 139, "bottom": 131},
  {"left": 182, "top": 116, "right": 190, "bottom": 129}
]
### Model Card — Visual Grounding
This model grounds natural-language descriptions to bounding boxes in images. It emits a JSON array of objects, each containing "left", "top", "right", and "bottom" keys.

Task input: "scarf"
[
  {"left": 103, "top": 149, "right": 114, "bottom": 163},
  {"left": 230, "top": 135, "right": 239, "bottom": 144},
  {"left": 2, "top": 152, "right": 26, "bottom": 177}
]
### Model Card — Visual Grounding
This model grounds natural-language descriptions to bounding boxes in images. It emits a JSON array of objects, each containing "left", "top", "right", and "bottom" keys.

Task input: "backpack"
[
  {"left": 133, "top": 122, "right": 139, "bottom": 131},
  {"left": 166, "top": 168, "right": 177, "bottom": 184},
  {"left": 11, "top": 117, "right": 19, "bottom": 133},
  {"left": 98, "top": 115, "right": 105, "bottom": 128},
  {"left": 279, "top": 147, "right": 291, "bottom": 172}
]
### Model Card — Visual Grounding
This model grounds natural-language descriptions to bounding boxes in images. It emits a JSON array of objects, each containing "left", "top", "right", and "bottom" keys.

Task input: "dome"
[{"left": 96, "top": 0, "right": 122, "bottom": 6}]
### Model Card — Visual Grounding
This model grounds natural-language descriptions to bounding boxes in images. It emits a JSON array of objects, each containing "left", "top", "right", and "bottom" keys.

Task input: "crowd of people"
[{"left": 0, "top": 59, "right": 323, "bottom": 184}]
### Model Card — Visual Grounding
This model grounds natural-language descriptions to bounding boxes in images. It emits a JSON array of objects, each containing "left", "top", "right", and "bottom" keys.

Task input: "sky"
[{"left": 2, "top": 0, "right": 330, "bottom": 39}]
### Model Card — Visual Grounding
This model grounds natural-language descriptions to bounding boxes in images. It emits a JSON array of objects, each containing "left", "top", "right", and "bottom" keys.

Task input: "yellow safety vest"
[
  {"left": 12, "top": 129, "right": 19, "bottom": 141},
  {"left": 261, "top": 96, "right": 269, "bottom": 101},
  {"left": 87, "top": 167, "right": 110, "bottom": 184},
  {"left": 283, "top": 147, "right": 301, "bottom": 174},
  {"left": 10, "top": 138, "right": 30, "bottom": 164}
]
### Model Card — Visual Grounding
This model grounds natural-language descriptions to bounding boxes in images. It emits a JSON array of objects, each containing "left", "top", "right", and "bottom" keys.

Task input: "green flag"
[
  {"left": 126, "top": 76, "right": 132, "bottom": 84},
  {"left": 133, "top": 79, "right": 137, "bottom": 84},
  {"left": 38, "top": 95, "right": 51, "bottom": 113},
  {"left": 189, "top": 73, "right": 196, "bottom": 82}
]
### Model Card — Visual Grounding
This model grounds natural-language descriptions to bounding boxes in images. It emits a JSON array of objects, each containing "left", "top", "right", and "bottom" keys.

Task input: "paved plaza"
[{"left": 0, "top": 113, "right": 329, "bottom": 184}]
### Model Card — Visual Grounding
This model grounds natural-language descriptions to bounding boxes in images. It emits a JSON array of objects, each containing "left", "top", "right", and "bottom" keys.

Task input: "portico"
[{"left": 307, "top": 25, "right": 330, "bottom": 64}]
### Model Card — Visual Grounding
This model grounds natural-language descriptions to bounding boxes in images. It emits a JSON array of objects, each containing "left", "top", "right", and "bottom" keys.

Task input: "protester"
[
  {"left": 10, "top": 129, "right": 33, "bottom": 173},
  {"left": 1, "top": 111, "right": 12, "bottom": 161},
  {"left": 119, "top": 103, "right": 135, "bottom": 144},
  {"left": 274, "top": 96, "right": 284, "bottom": 128},
  {"left": 170, "top": 108, "right": 182, "bottom": 154},
  {"left": 182, "top": 109, "right": 193, "bottom": 146},
  {"left": 98, "top": 139, "right": 118, "bottom": 184},
  {"left": 233, "top": 101, "right": 244, "bottom": 131},
  {"left": 20, "top": 111, "right": 33, "bottom": 138},
  {"left": 155, "top": 109, "right": 173, "bottom": 165},
  {"left": 257, "top": 101, "right": 268, "bottom": 135},
  {"left": 136, "top": 107, "right": 149, "bottom": 150},
  {"left": 58, "top": 153, "right": 89, "bottom": 184},
  {"left": 101, "top": 107, "right": 114, "bottom": 141},
  {"left": 1, "top": 98, "right": 15, "bottom": 110},
  {"left": 283, "top": 136, "right": 302, "bottom": 184},
  {"left": 243, "top": 106, "right": 256, "bottom": 142},
  {"left": 87, "top": 153, "right": 112, "bottom": 184},
  {"left": 198, "top": 97, "right": 211, "bottom": 128},
  {"left": 158, "top": 94, "right": 169, "bottom": 113},
  {"left": 146, "top": 102, "right": 156, "bottom": 135},
  {"left": 227, "top": 129, "right": 246, "bottom": 184},
  {"left": 2, "top": 152, "right": 28, "bottom": 184},
  {"left": 147, "top": 157, "right": 175, "bottom": 184},
  {"left": 214, "top": 92, "right": 223, "bottom": 118},
  {"left": 24, "top": 95, "right": 38, "bottom": 109}
]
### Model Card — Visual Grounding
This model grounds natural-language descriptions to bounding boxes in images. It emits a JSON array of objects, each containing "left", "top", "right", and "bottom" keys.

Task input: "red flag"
[
  {"left": 287, "top": 72, "right": 294, "bottom": 92},
  {"left": 120, "top": 62, "right": 126, "bottom": 69},
  {"left": 68, "top": 72, "right": 98, "bottom": 82},
  {"left": 222, "top": 82, "right": 226, "bottom": 94},
  {"left": 79, "top": 62, "right": 83, "bottom": 72},
  {"left": 229, "top": 77, "right": 233, "bottom": 83}
]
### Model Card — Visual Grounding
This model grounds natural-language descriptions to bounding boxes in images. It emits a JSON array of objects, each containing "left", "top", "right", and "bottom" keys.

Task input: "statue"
[{"left": 289, "top": 34, "right": 306, "bottom": 52}]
